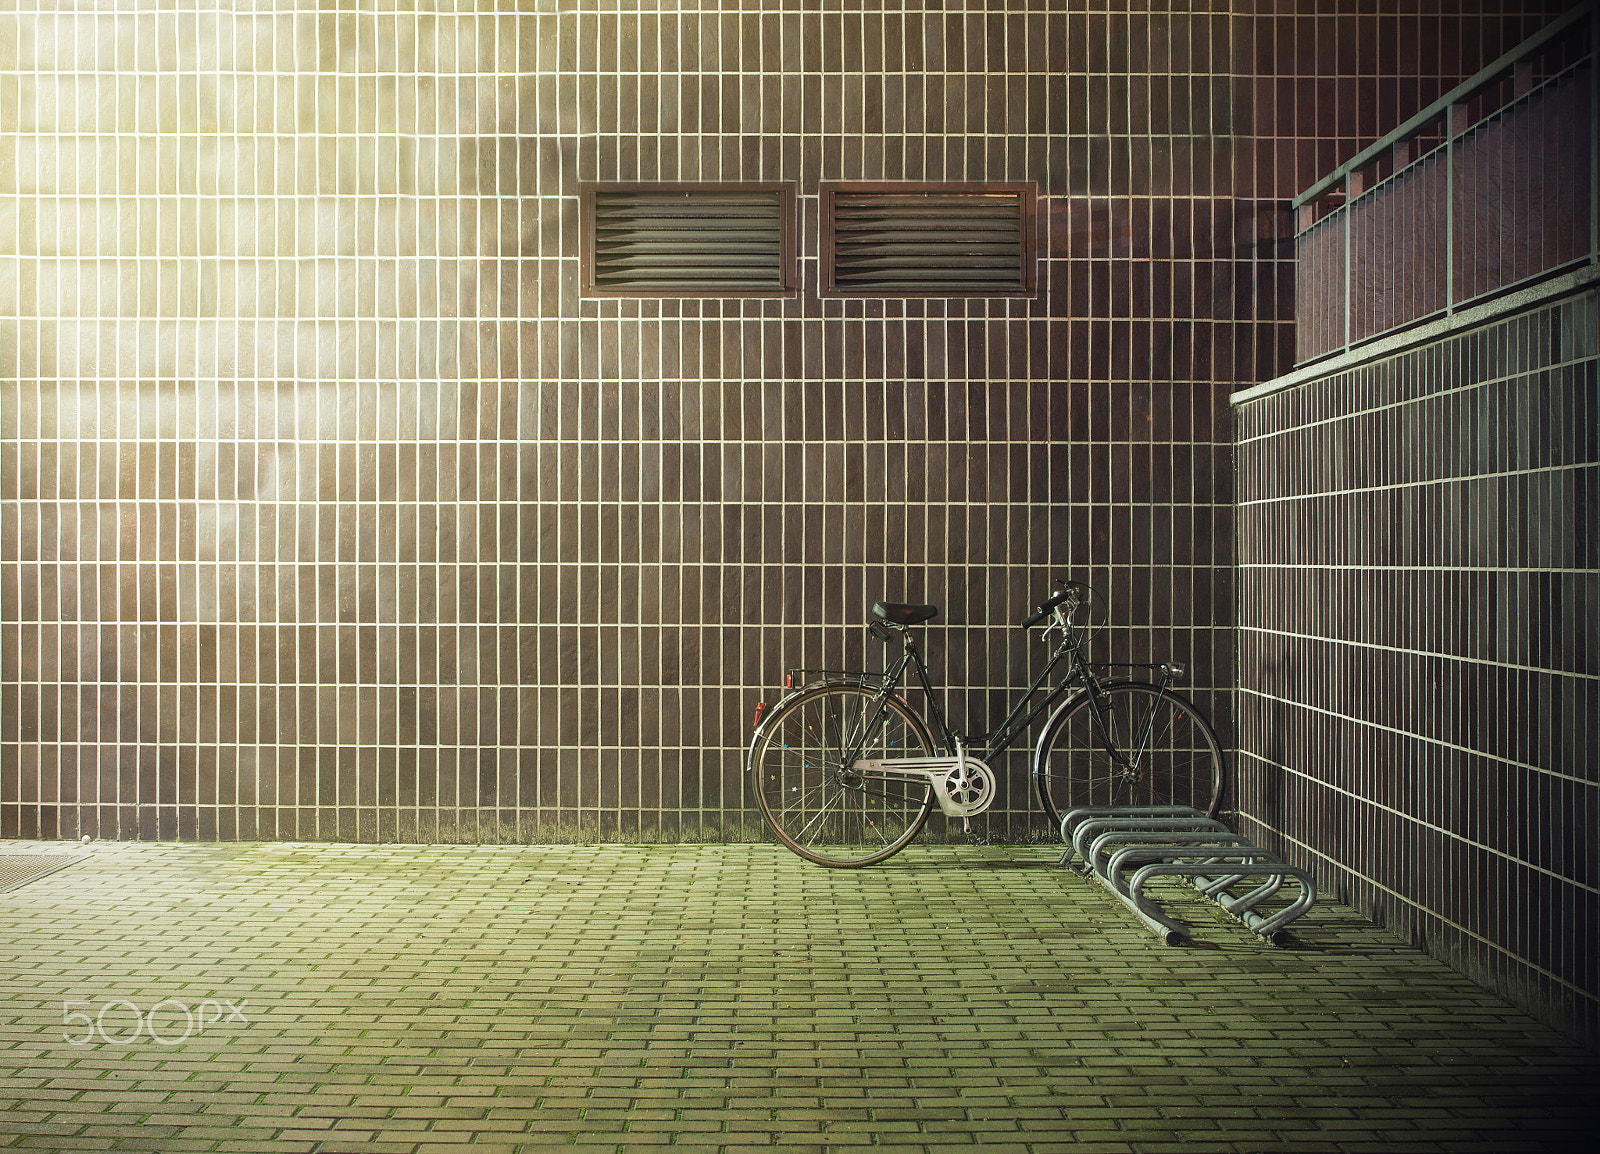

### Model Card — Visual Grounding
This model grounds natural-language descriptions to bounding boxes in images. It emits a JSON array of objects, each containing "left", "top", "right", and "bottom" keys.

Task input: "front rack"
[{"left": 1095, "top": 661, "right": 1188, "bottom": 681}]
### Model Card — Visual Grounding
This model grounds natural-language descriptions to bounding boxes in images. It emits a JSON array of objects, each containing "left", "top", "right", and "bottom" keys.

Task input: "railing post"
[
  {"left": 1515, "top": 61, "right": 1534, "bottom": 98},
  {"left": 1591, "top": 7, "right": 1598, "bottom": 267},
  {"left": 1292, "top": 201, "right": 1320, "bottom": 363},
  {"left": 1345, "top": 173, "right": 1363, "bottom": 352},
  {"left": 1448, "top": 104, "right": 1469, "bottom": 316}
]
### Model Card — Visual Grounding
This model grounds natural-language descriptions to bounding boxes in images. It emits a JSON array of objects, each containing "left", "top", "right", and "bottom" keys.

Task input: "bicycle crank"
[{"left": 848, "top": 753, "right": 998, "bottom": 819}]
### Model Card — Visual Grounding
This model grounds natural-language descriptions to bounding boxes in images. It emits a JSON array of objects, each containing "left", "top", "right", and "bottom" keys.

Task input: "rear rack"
[{"left": 783, "top": 668, "right": 887, "bottom": 689}]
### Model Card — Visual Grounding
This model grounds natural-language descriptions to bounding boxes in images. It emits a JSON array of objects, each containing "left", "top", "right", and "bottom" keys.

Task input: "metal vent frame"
[
  {"left": 820, "top": 182, "right": 1039, "bottom": 299},
  {"left": 580, "top": 181, "right": 798, "bottom": 298}
]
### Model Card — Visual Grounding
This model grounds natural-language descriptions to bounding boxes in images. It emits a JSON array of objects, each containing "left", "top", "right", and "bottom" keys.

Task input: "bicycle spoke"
[
  {"left": 772, "top": 778, "right": 832, "bottom": 816},
  {"left": 1035, "top": 682, "right": 1224, "bottom": 824},
  {"left": 788, "top": 792, "right": 843, "bottom": 844},
  {"left": 851, "top": 779, "right": 927, "bottom": 805},
  {"left": 1127, "top": 695, "right": 1175, "bottom": 772},
  {"left": 751, "top": 684, "right": 935, "bottom": 867}
]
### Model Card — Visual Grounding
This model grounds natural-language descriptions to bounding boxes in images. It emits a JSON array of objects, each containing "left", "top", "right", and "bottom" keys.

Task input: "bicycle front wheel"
[
  {"left": 750, "top": 683, "right": 936, "bottom": 867},
  {"left": 1034, "top": 681, "right": 1225, "bottom": 830}
]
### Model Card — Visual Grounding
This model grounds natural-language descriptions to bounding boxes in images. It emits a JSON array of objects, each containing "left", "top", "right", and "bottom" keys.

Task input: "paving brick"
[{"left": 1, "top": 841, "right": 1595, "bottom": 1152}]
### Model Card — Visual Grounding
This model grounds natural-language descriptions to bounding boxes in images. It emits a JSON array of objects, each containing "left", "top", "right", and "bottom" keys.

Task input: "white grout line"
[
  {"left": 1237, "top": 460, "right": 1596, "bottom": 505},
  {"left": 1237, "top": 686, "right": 1598, "bottom": 782}
]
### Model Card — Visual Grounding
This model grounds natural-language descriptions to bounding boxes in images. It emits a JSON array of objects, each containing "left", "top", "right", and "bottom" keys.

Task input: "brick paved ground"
[{"left": 1, "top": 840, "right": 1594, "bottom": 1152}]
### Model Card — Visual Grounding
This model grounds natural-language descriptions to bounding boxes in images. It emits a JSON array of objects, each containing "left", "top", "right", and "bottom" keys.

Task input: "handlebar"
[{"left": 1021, "top": 586, "right": 1073, "bottom": 630}]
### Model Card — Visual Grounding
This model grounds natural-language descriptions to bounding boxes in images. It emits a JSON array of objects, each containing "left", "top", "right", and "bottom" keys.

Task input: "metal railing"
[{"left": 1294, "top": 5, "right": 1597, "bottom": 366}]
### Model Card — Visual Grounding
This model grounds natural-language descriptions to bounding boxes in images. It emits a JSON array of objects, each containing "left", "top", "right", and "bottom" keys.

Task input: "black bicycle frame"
[
  {"left": 782, "top": 620, "right": 1185, "bottom": 778},
  {"left": 819, "top": 627, "right": 1089, "bottom": 770}
]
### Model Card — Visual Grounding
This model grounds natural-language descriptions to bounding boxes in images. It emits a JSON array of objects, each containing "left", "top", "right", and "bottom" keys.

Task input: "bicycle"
[{"left": 746, "top": 581, "right": 1226, "bottom": 867}]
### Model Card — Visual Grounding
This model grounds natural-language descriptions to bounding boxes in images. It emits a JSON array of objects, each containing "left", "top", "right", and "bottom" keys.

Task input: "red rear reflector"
[{"left": 751, "top": 702, "right": 766, "bottom": 728}]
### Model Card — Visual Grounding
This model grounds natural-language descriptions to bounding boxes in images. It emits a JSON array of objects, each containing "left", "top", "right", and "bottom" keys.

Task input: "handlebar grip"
[{"left": 1021, "top": 587, "right": 1072, "bottom": 630}]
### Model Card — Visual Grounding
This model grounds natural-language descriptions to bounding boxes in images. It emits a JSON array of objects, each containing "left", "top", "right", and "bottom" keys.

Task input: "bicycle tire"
[
  {"left": 1033, "top": 681, "right": 1225, "bottom": 830},
  {"left": 750, "top": 683, "right": 936, "bottom": 867}
]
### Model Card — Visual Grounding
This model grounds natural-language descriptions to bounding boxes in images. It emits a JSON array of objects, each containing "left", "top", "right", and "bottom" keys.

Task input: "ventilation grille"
[
  {"left": 823, "top": 184, "right": 1036, "bottom": 297},
  {"left": 583, "top": 184, "right": 794, "bottom": 297}
]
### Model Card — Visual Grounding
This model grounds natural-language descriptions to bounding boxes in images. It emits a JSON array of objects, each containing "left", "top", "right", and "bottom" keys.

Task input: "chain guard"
[
  {"left": 937, "top": 760, "right": 996, "bottom": 818},
  {"left": 848, "top": 754, "right": 998, "bottom": 819}
]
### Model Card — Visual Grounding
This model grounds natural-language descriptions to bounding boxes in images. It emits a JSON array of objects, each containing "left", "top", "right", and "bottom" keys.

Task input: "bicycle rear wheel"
[
  {"left": 750, "top": 683, "right": 936, "bottom": 867},
  {"left": 1033, "top": 681, "right": 1225, "bottom": 830}
]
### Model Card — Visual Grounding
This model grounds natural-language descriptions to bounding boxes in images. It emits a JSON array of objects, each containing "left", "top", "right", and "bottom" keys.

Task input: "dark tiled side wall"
[{"left": 1235, "top": 293, "right": 1599, "bottom": 1047}]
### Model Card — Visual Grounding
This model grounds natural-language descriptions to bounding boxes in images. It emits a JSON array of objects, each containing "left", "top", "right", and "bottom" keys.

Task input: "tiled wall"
[
  {"left": 3, "top": 1, "right": 1260, "bottom": 845},
  {"left": 0, "top": 1, "right": 1568, "bottom": 853},
  {"left": 1235, "top": 291, "right": 1599, "bottom": 1048}
]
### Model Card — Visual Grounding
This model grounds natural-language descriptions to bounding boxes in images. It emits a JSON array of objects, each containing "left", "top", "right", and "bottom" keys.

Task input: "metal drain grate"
[{"left": 0, "top": 854, "right": 88, "bottom": 893}]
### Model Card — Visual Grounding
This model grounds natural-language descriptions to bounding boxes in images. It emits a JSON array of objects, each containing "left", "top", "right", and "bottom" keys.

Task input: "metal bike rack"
[{"left": 1058, "top": 806, "right": 1317, "bottom": 946}]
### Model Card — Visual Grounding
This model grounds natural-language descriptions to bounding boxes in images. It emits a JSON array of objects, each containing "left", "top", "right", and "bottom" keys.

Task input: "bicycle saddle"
[{"left": 872, "top": 601, "right": 939, "bottom": 626}]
